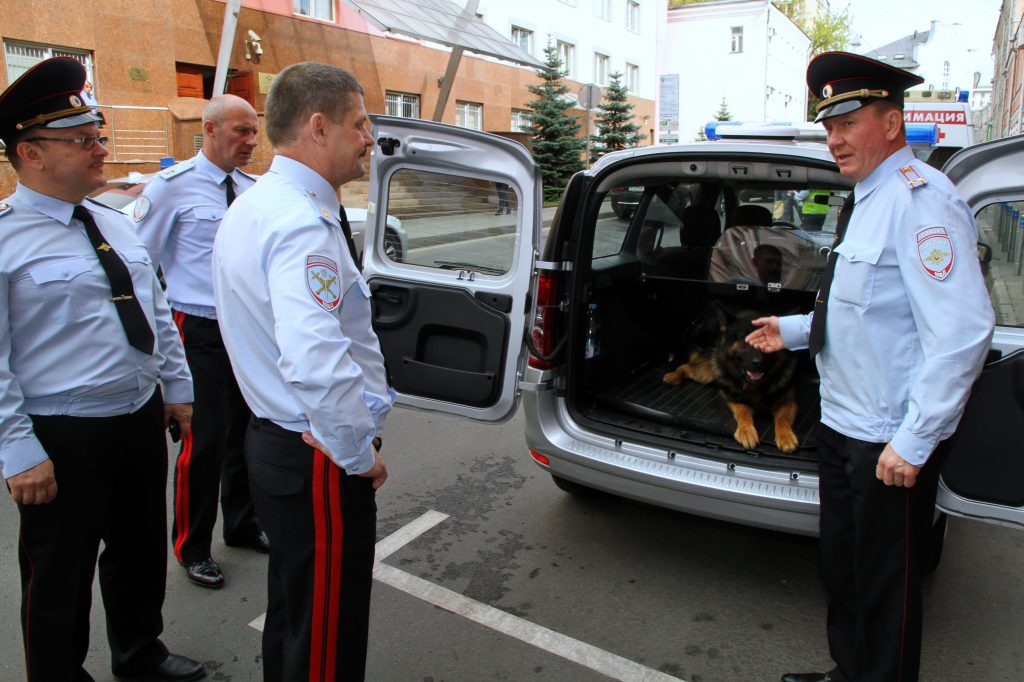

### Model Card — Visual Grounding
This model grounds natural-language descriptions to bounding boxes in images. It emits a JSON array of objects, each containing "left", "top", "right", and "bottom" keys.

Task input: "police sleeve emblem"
[
  {"left": 916, "top": 227, "right": 954, "bottom": 280},
  {"left": 133, "top": 196, "right": 151, "bottom": 222},
  {"left": 307, "top": 254, "right": 342, "bottom": 311}
]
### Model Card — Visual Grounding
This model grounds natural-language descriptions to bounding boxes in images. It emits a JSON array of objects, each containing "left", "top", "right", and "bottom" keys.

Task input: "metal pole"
[
  {"left": 431, "top": 0, "right": 480, "bottom": 122},
  {"left": 213, "top": 0, "right": 242, "bottom": 96}
]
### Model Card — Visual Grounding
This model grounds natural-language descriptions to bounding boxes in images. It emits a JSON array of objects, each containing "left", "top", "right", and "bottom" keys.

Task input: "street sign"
[
  {"left": 578, "top": 83, "right": 602, "bottom": 110},
  {"left": 658, "top": 135, "right": 679, "bottom": 144}
]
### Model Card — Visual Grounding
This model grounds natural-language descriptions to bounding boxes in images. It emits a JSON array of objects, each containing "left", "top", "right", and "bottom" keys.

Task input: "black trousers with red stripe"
[
  {"left": 18, "top": 392, "right": 170, "bottom": 682},
  {"left": 172, "top": 311, "right": 259, "bottom": 564},
  {"left": 816, "top": 424, "right": 946, "bottom": 682},
  {"left": 245, "top": 417, "right": 377, "bottom": 682}
]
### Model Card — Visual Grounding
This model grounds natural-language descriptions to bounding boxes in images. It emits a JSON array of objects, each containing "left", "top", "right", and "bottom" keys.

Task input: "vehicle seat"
[{"left": 731, "top": 203, "right": 773, "bottom": 227}]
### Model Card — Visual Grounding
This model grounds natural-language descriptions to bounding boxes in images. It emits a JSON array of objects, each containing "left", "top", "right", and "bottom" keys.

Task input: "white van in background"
[{"left": 904, "top": 93, "right": 976, "bottom": 168}]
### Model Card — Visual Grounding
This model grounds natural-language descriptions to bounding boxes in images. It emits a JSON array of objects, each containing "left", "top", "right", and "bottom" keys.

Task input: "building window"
[
  {"left": 594, "top": 53, "right": 610, "bottom": 86},
  {"left": 456, "top": 101, "right": 483, "bottom": 130},
  {"left": 626, "top": 0, "right": 640, "bottom": 33},
  {"left": 557, "top": 40, "right": 576, "bottom": 78},
  {"left": 4, "top": 40, "right": 93, "bottom": 84},
  {"left": 625, "top": 62, "right": 640, "bottom": 93},
  {"left": 511, "top": 26, "right": 534, "bottom": 54},
  {"left": 730, "top": 26, "right": 744, "bottom": 53},
  {"left": 294, "top": 0, "right": 333, "bottom": 21},
  {"left": 511, "top": 108, "right": 532, "bottom": 132},
  {"left": 594, "top": 0, "right": 612, "bottom": 20},
  {"left": 385, "top": 91, "right": 420, "bottom": 119}
]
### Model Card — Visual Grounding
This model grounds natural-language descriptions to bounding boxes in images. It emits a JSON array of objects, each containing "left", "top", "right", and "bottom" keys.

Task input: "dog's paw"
[
  {"left": 662, "top": 371, "right": 683, "bottom": 385},
  {"left": 775, "top": 429, "right": 799, "bottom": 453},
  {"left": 734, "top": 424, "right": 760, "bottom": 450}
]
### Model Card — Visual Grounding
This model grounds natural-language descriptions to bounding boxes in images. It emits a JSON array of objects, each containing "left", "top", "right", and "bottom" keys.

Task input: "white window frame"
[
  {"left": 594, "top": 0, "right": 612, "bottom": 21},
  {"left": 4, "top": 40, "right": 93, "bottom": 86},
  {"left": 625, "top": 62, "right": 640, "bottom": 93},
  {"left": 594, "top": 53, "right": 610, "bottom": 86},
  {"left": 626, "top": 0, "right": 640, "bottom": 33},
  {"left": 511, "top": 26, "right": 534, "bottom": 54},
  {"left": 294, "top": 0, "right": 334, "bottom": 22},
  {"left": 456, "top": 100, "right": 483, "bottom": 131},
  {"left": 511, "top": 108, "right": 532, "bottom": 132},
  {"left": 557, "top": 40, "right": 576, "bottom": 78},
  {"left": 385, "top": 91, "right": 420, "bottom": 119},
  {"left": 731, "top": 26, "right": 744, "bottom": 54}
]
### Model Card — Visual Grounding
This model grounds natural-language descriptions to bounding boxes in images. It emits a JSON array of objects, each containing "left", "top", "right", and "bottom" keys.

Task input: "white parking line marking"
[{"left": 250, "top": 510, "right": 685, "bottom": 682}]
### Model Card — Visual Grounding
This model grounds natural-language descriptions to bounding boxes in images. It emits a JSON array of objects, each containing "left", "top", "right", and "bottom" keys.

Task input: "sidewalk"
[{"left": 395, "top": 204, "right": 562, "bottom": 250}]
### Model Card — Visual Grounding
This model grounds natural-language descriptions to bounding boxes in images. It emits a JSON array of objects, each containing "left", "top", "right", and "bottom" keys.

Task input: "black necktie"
[
  {"left": 807, "top": 192, "right": 855, "bottom": 358},
  {"left": 338, "top": 204, "right": 360, "bottom": 268},
  {"left": 224, "top": 175, "right": 236, "bottom": 206},
  {"left": 73, "top": 206, "right": 155, "bottom": 354}
]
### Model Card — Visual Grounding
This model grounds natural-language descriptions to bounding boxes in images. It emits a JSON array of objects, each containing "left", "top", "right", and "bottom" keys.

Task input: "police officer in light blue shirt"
[
  {"left": 0, "top": 57, "right": 204, "bottom": 682},
  {"left": 748, "top": 53, "right": 995, "bottom": 682},
  {"left": 212, "top": 62, "right": 393, "bottom": 681},
  {"left": 135, "top": 94, "right": 265, "bottom": 590}
]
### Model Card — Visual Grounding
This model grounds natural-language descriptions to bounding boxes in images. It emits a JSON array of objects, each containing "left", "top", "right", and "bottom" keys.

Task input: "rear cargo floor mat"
[{"left": 590, "top": 360, "right": 822, "bottom": 460}]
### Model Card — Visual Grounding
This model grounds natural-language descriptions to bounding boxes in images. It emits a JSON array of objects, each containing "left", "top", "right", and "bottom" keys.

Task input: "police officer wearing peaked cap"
[
  {"left": 746, "top": 52, "right": 995, "bottom": 682},
  {"left": 0, "top": 57, "right": 205, "bottom": 681}
]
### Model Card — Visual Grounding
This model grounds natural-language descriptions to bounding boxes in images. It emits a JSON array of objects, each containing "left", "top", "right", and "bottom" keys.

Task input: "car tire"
[
  {"left": 550, "top": 474, "right": 593, "bottom": 496},
  {"left": 384, "top": 228, "right": 404, "bottom": 262}
]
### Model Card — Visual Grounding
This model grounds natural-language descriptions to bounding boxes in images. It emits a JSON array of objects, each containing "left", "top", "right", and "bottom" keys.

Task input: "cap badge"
[
  {"left": 69, "top": 95, "right": 82, "bottom": 107},
  {"left": 821, "top": 83, "right": 833, "bottom": 99}
]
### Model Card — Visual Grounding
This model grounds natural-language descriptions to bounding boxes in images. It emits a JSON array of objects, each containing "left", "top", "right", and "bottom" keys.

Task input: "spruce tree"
[
  {"left": 526, "top": 43, "right": 586, "bottom": 192},
  {"left": 590, "top": 72, "right": 646, "bottom": 162},
  {"left": 714, "top": 98, "right": 732, "bottom": 121}
]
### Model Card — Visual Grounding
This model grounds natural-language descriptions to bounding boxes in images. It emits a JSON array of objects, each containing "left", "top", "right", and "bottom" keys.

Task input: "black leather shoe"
[
  {"left": 114, "top": 653, "right": 206, "bottom": 681},
  {"left": 225, "top": 529, "right": 270, "bottom": 554},
  {"left": 184, "top": 557, "right": 224, "bottom": 589},
  {"left": 781, "top": 673, "right": 830, "bottom": 682}
]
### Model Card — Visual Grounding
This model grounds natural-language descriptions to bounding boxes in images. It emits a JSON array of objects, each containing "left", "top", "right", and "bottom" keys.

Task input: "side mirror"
[{"left": 977, "top": 241, "right": 993, "bottom": 264}]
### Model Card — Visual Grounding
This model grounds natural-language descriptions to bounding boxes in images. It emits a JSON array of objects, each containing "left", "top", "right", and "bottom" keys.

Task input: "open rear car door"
[
  {"left": 937, "top": 134, "right": 1024, "bottom": 529},
  {"left": 361, "top": 116, "right": 540, "bottom": 423}
]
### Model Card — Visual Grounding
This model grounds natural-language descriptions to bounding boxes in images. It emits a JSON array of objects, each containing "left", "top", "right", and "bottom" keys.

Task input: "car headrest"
[
  {"left": 680, "top": 206, "right": 721, "bottom": 247},
  {"left": 732, "top": 204, "right": 772, "bottom": 227}
]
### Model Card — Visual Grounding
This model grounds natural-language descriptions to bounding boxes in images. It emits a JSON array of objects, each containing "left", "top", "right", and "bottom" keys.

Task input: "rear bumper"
[{"left": 522, "top": 386, "right": 821, "bottom": 536}]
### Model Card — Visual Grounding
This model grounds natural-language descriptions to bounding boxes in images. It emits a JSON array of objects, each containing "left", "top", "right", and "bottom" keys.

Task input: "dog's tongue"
[{"left": 746, "top": 371, "right": 764, "bottom": 382}]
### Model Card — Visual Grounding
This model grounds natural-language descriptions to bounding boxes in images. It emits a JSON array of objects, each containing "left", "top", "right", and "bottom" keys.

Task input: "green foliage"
[
  {"left": 695, "top": 125, "right": 708, "bottom": 142},
  {"left": 526, "top": 43, "right": 586, "bottom": 190},
  {"left": 714, "top": 98, "right": 732, "bottom": 121},
  {"left": 590, "top": 72, "right": 646, "bottom": 162},
  {"left": 773, "top": 2, "right": 853, "bottom": 120}
]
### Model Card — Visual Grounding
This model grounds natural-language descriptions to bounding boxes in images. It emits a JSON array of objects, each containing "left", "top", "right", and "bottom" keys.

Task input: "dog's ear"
[{"left": 713, "top": 300, "right": 733, "bottom": 331}]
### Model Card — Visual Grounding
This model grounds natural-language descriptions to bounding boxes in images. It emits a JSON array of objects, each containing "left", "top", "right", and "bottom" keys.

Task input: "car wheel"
[
  {"left": 923, "top": 512, "right": 948, "bottom": 575},
  {"left": 611, "top": 203, "right": 627, "bottom": 219},
  {"left": 384, "top": 228, "right": 404, "bottom": 262},
  {"left": 550, "top": 474, "right": 593, "bottom": 496}
]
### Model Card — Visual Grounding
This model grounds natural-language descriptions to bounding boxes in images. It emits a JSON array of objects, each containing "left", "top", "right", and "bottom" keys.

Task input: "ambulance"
[{"left": 903, "top": 91, "right": 976, "bottom": 168}]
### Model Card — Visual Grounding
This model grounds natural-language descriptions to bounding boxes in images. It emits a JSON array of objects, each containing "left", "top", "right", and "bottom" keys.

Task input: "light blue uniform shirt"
[
  {"left": 212, "top": 155, "right": 394, "bottom": 475},
  {"left": 0, "top": 184, "right": 193, "bottom": 479},
  {"left": 134, "top": 151, "right": 256, "bottom": 319},
  {"left": 779, "top": 146, "right": 995, "bottom": 465}
]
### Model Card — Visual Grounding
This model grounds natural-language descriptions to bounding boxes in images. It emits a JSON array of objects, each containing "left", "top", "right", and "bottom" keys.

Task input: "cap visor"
[
  {"left": 45, "top": 112, "right": 102, "bottom": 129},
  {"left": 814, "top": 99, "right": 868, "bottom": 123}
]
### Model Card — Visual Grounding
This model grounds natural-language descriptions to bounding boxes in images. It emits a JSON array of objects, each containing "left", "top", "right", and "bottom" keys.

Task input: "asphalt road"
[{"left": 2, "top": 406, "right": 1024, "bottom": 682}]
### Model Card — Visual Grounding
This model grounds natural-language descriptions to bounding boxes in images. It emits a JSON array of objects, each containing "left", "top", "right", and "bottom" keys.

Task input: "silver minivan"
[{"left": 362, "top": 117, "right": 1024, "bottom": 550}]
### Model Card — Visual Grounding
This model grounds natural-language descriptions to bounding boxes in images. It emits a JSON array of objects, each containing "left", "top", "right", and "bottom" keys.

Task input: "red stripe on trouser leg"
[
  {"left": 897, "top": 490, "right": 910, "bottom": 682},
  {"left": 19, "top": 533, "right": 34, "bottom": 677},
  {"left": 172, "top": 432, "right": 193, "bottom": 563},
  {"left": 310, "top": 449, "right": 343, "bottom": 681}
]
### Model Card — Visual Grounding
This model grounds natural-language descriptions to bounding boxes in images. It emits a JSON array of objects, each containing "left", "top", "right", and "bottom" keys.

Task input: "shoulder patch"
[
  {"left": 133, "top": 196, "right": 152, "bottom": 223},
  {"left": 916, "top": 226, "right": 954, "bottom": 280},
  {"left": 307, "top": 254, "right": 342, "bottom": 311},
  {"left": 899, "top": 164, "right": 928, "bottom": 190},
  {"left": 0, "top": 202, "right": 12, "bottom": 218},
  {"left": 157, "top": 158, "right": 196, "bottom": 181}
]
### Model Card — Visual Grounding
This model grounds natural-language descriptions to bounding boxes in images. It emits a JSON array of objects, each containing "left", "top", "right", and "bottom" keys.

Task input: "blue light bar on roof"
[
  {"left": 958, "top": 90, "right": 970, "bottom": 103},
  {"left": 906, "top": 123, "right": 939, "bottom": 145}
]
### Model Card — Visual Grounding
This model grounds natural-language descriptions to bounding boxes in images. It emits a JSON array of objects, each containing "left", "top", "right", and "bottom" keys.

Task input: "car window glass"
[
  {"left": 593, "top": 194, "right": 631, "bottom": 258},
  {"left": 975, "top": 200, "right": 1024, "bottom": 327},
  {"left": 383, "top": 168, "right": 517, "bottom": 275}
]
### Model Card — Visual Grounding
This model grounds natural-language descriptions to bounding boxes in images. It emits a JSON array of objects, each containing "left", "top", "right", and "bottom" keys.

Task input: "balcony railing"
[{"left": 96, "top": 104, "right": 172, "bottom": 162}]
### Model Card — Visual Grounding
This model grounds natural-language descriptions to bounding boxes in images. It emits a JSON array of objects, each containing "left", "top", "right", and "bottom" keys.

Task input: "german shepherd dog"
[{"left": 662, "top": 306, "right": 799, "bottom": 452}]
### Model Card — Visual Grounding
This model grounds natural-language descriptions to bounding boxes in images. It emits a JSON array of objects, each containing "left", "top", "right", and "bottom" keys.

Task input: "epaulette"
[
  {"left": 0, "top": 201, "right": 12, "bottom": 218},
  {"left": 304, "top": 190, "right": 339, "bottom": 227},
  {"left": 156, "top": 158, "right": 196, "bottom": 181},
  {"left": 898, "top": 164, "right": 928, "bottom": 190}
]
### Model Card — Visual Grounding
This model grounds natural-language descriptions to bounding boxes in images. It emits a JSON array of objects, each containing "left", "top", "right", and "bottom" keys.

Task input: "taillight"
[
  {"left": 528, "top": 272, "right": 557, "bottom": 370},
  {"left": 530, "top": 449, "right": 550, "bottom": 466}
]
